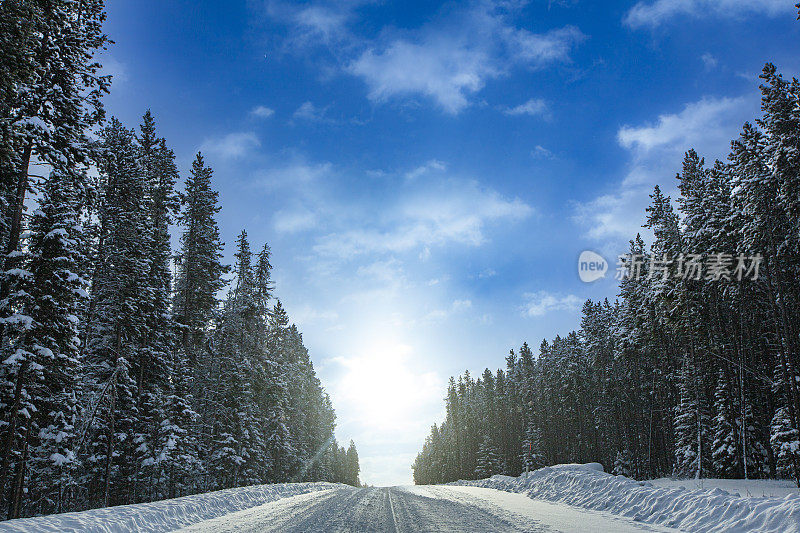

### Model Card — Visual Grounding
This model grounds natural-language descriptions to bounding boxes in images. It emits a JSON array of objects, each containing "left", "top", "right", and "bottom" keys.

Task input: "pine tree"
[
  {"left": 711, "top": 370, "right": 738, "bottom": 478},
  {"left": 475, "top": 435, "right": 503, "bottom": 479},
  {"left": 613, "top": 450, "right": 633, "bottom": 477},
  {"left": 0, "top": 0, "right": 108, "bottom": 269},
  {"left": 264, "top": 300, "right": 297, "bottom": 482},
  {"left": 0, "top": 173, "right": 87, "bottom": 515},
  {"left": 673, "top": 359, "right": 711, "bottom": 479},
  {"left": 173, "top": 153, "right": 227, "bottom": 363},
  {"left": 172, "top": 153, "right": 226, "bottom": 488},
  {"left": 346, "top": 440, "right": 360, "bottom": 486},
  {"left": 770, "top": 363, "right": 800, "bottom": 482},
  {"left": 85, "top": 118, "right": 152, "bottom": 507}
]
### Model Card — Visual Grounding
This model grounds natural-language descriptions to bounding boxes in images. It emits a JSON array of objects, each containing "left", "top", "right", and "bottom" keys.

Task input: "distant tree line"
[
  {"left": 414, "top": 64, "right": 800, "bottom": 487},
  {"left": 0, "top": 0, "right": 359, "bottom": 520}
]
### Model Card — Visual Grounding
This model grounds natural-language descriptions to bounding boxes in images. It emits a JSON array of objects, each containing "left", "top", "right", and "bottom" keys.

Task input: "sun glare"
[{"left": 336, "top": 340, "right": 431, "bottom": 429}]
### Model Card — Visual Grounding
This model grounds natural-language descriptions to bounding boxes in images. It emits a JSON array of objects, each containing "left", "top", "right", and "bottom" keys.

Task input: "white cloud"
[
  {"left": 504, "top": 98, "right": 549, "bottom": 117},
  {"left": 264, "top": 0, "right": 358, "bottom": 47},
  {"left": 273, "top": 208, "right": 318, "bottom": 233},
  {"left": 348, "top": 38, "right": 497, "bottom": 114},
  {"left": 405, "top": 159, "right": 446, "bottom": 180},
  {"left": 576, "top": 95, "right": 755, "bottom": 241},
  {"left": 617, "top": 96, "right": 745, "bottom": 156},
  {"left": 508, "top": 25, "right": 585, "bottom": 64},
  {"left": 452, "top": 299, "right": 472, "bottom": 311},
  {"left": 257, "top": 160, "right": 333, "bottom": 191},
  {"left": 478, "top": 268, "right": 497, "bottom": 279},
  {"left": 293, "top": 101, "right": 327, "bottom": 122},
  {"left": 624, "top": 0, "right": 791, "bottom": 29},
  {"left": 523, "top": 291, "right": 582, "bottom": 317},
  {"left": 294, "top": 4, "right": 351, "bottom": 43},
  {"left": 199, "top": 132, "right": 260, "bottom": 160},
  {"left": 98, "top": 54, "right": 128, "bottom": 85},
  {"left": 356, "top": 259, "right": 406, "bottom": 286},
  {"left": 290, "top": 305, "right": 339, "bottom": 326},
  {"left": 700, "top": 53, "right": 717, "bottom": 70},
  {"left": 346, "top": 5, "right": 584, "bottom": 113},
  {"left": 313, "top": 179, "right": 533, "bottom": 258},
  {"left": 531, "top": 145, "right": 554, "bottom": 159},
  {"left": 250, "top": 105, "right": 275, "bottom": 118},
  {"left": 423, "top": 298, "right": 474, "bottom": 323},
  {"left": 264, "top": 2, "right": 584, "bottom": 114}
]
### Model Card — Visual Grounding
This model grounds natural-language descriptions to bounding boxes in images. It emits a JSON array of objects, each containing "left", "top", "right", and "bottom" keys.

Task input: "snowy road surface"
[{"left": 176, "top": 485, "right": 678, "bottom": 532}]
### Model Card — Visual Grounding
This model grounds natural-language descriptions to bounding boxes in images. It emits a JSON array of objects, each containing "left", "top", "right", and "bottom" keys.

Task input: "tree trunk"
[
  {"left": 8, "top": 422, "right": 30, "bottom": 519},
  {"left": 0, "top": 360, "right": 28, "bottom": 510},
  {"left": 103, "top": 379, "right": 116, "bottom": 508},
  {"left": 3, "top": 143, "right": 32, "bottom": 259}
]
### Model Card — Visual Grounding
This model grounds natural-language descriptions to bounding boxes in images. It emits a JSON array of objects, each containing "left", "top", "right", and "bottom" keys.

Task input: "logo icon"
[{"left": 578, "top": 250, "right": 607, "bottom": 282}]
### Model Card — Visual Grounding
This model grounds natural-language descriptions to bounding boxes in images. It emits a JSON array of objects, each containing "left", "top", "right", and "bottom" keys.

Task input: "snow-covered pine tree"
[
  {"left": 210, "top": 231, "right": 259, "bottom": 487},
  {"left": 0, "top": 0, "right": 107, "bottom": 512},
  {"left": 173, "top": 153, "right": 227, "bottom": 365},
  {"left": 85, "top": 118, "right": 152, "bottom": 507},
  {"left": 475, "top": 435, "right": 503, "bottom": 479},
  {"left": 612, "top": 450, "right": 633, "bottom": 477},
  {"left": 711, "top": 370, "right": 739, "bottom": 478},
  {"left": 160, "top": 342, "right": 200, "bottom": 499},
  {"left": 264, "top": 300, "right": 297, "bottom": 482},
  {"left": 673, "top": 358, "right": 711, "bottom": 479},
  {"left": 172, "top": 153, "right": 226, "bottom": 489},
  {"left": 521, "top": 424, "right": 546, "bottom": 472},
  {"left": 0, "top": 0, "right": 108, "bottom": 275},
  {"left": 345, "top": 440, "right": 360, "bottom": 486},
  {"left": 0, "top": 172, "right": 87, "bottom": 516},
  {"left": 135, "top": 111, "right": 192, "bottom": 500},
  {"left": 771, "top": 404, "right": 800, "bottom": 481},
  {"left": 770, "top": 362, "right": 800, "bottom": 483}
]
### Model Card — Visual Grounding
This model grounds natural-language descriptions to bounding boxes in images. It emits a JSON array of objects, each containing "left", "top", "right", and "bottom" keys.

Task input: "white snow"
[
  {"left": 177, "top": 484, "right": 677, "bottom": 532},
  {"left": 451, "top": 463, "right": 800, "bottom": 533},
  {"left": 3, "top": 467, "right": 798, "bottom": 532},
  {"left": 649, "top": 477, "right": 799, "bottom": 499},
  {"left": 0, "top": 483, "right": 338, "bottom": 533}
]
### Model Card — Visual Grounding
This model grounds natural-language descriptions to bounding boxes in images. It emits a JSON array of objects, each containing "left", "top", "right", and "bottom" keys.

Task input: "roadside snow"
[
  {"left": 649, "top": 477, "right": 799, "bottom": 499},
  {"left": 0, "top": 482, "right": 338, "bottom": 533},
  {"left": 451, "top": 464, "right": 800, "bottom": 533}
]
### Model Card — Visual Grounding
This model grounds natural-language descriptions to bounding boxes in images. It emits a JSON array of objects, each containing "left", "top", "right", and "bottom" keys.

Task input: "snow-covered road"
[{"left": 176, "top": 485, "right": 678, "bottom": 532}]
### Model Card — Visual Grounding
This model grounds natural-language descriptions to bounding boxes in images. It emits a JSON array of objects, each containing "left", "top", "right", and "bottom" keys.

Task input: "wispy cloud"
[
  {"left": 199, "top": 132, "right": 260, "bottom": 160},
  {"left": 250, "top": 105, "right": 275, "bottom": 118},
  {"left": 531, "top": 145, "right": 555, "bottom": 159},
  {"left": 292, "top": 101, "right": 328, "bottom": 122},
  {"left": 257, "top": 160, "right": 333, "bottom": 191},
  {"left": 700, "top": 53, "right": 717, "bottom": 70},
  {"left": 263, "top": 0, "right": 359, "bottom": 48},
  {"left": 313, "top": 179, "right": 533, "bottom": 258},
  {"left": 617, "top": 96, "right": 746, "bottom": 155},
  {"left": 273, "top": 208, "right": 318, "bottom": 233},
  {"left": 523, "top": 291, "right": 582, "bottom": 317},
  {"left": 405, "top": 159, "right": 446, "bottom": 181},
  {"left": 98, "top": 53, "right": 128, "bottom": 85},
  {"left": 576, "top": 95, "right": 753, "bottom": 241},
  {"left": 348, "top": 17, "right": 583, "bottom": 114},
  {"left": 266, "top": 1, "right": 585, "bottom": 114},
  {"left": 624, "top": 0, "right": 791, "bottom": 29},
  {"left": 504, "top": 98, "right": 549, "bottom": 117}
]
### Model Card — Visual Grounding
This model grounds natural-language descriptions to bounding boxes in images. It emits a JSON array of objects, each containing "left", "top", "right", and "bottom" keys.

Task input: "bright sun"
[{"left": 336, "top": 340, "right": 431, "bottom": 429}]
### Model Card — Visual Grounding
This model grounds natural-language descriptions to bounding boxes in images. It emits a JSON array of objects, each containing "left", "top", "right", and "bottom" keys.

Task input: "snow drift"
[
  {"left": 451, "top": 464, "right": 800, "bottom": 533},
  {"left": 0, "top": 482, "right": 338, "bottom": 533}
]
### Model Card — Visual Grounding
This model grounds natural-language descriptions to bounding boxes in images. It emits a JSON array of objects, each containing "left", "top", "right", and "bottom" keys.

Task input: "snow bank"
[
  {"left": 451, "top": 464, "right": 800, "bottom": 533},
  {"left": 649, "top": 477, "right": 799, "bottom": 499},
  {"left": 0, "top": 482, "right": 339, "bottom": 533}
]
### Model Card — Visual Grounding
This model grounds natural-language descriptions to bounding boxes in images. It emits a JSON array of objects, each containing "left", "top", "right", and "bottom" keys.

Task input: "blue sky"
[{"left": 99, "top": 0, "right": 799, "bottom": 486}]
